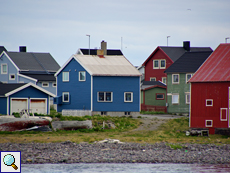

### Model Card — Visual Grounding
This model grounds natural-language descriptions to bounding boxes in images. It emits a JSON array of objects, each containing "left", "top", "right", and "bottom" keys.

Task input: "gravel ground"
[{"left": 0, "top": 142, "right": 229, "bottom": 164}]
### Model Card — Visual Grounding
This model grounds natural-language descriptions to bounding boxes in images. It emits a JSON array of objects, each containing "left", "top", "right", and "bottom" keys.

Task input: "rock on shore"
[{"left": 0, "top": 142, "right": 229, "bottom": 164}]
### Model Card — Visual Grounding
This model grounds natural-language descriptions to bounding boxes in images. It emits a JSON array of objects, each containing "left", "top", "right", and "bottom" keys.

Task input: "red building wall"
[
  {"left": 144, "top": 48, "right": 173, "bottom": 82},
  {"left": 190, "top": 82, "right": 230, "bottom": 134}
]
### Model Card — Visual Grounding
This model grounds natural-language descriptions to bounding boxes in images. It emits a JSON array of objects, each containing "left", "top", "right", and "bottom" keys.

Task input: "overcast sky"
[{"left": 1, "top": 0, "right": 230, "bottom": 66}]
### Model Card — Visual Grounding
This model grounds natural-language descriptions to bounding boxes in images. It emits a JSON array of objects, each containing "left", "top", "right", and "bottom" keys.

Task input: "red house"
[
  {"left": 142, "top": 41, "right": 212, "bottom": 84},
  {"left": 189, "top": 43, "right": 230, "bottom": 135}
]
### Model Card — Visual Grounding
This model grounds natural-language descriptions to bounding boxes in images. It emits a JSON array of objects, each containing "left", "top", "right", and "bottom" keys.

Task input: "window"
[
  {"left": 9, "top": 74, "right": 15, "bottom": 80},
  {"left": 62, "top": 72, "right": 69, "bottom": 82},
  {"left": 98, "top": 92, "right": 112, "bottom": 102},
  {"left": 124, "top": 92, "right": 133, "bottom": 102},
  {"left": 162, "top": 77, "right": 167, "bottom": 84},
  {"left": 1, "top": 64, "right": 7, "bottom": 74},
  {"left": 205, "top": 120, "right": 213, "bottom": 127},
  {"left": 42, "top": 82, "right": 49, "bottom": 87},
  {"left": 156, "top": 93, "right": 164, "bottom": 100},
  {"left": 153, "top": 60, "right": 166, "bottom": 69},
  {"left": 206, "top": 99, "right": 213, "bottom": 106},
  {"left": 53, "top": 83, "right": 56, "bottom": 87},
  {"left": 150, "top": 77, "right": 156, "bottom": 81},
  {"left": 172, "top": 74, "right": 179, "bottom": 84},
  {"left": 79, "top": 71, "right": 86, "bottom": 81},
  {"left": 62, "top": 92, "right": 69, "bottom": 102},
  {"left": 186, "top": 74, "right": 193, "bottom": 82},
  {"left": 172, "top": 94, "right": 179, "bottom": 104},
  {"left": 185, "top": 93, "right": 190, "bottom": 104},
  {"left": 220, "top": 108, "right": 227, "bottom": 121}
]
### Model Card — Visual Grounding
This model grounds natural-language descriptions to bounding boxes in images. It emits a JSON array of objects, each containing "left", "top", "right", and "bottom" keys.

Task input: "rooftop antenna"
[
  {"left": 121, "top": 37, "right": 123, "bottom": 52},
  {"left": 86, "top": 34, "right": 90, "bottom": 55},
  {"left": 167, "top": 36, "right": 170, "bottom": 46}
]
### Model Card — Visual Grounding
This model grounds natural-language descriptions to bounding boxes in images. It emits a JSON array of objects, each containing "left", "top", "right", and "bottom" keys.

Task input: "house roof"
[
  {"left": 189, "top": 43, "right": 230, "bottom": 82},
  {"left": 19, "top": 73, "right": 56, "bottom": 82},
  {"left": 0, "top": 82, "right": 55, "bottom": 97},
  {"left": 79, "top": 48, "right": 123, "bottom": 55},
  {"left": 164, "top": 51, "right": 213, "bottom": 73},
  {"left": 141, "top": 81, "right": 166, "bottom": 90},
  {"left": 142, "top": 45, "right": 212, "bottom": 66},
  {"left": 55, "top": 54, "right": 141, "bottom": 77},
  {"left": 5, "top": 52, "right": 60, "bottom": 72}
]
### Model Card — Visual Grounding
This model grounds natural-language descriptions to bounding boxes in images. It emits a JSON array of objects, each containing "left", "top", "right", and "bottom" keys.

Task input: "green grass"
[{"left": 140, "top": 111, "right": 165, "bottom": 115}]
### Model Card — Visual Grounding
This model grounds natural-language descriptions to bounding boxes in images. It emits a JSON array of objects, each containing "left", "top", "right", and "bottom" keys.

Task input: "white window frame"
[
  {"left": 97, "top": 92, "right": 113, "bottom": 102},
  {"left": 160, "top": 60, "right": 166, "bottom": 69},
  {"left": 124, "top": 92, "right": 133, "bottom": 102},
  {"left": 156, "top": 93, "right": 165, "bottom": 100},
  {"left": 162, "top": 77, "right": 167, "bottom": 85},
  {"left": 153, "top": 60, "right": 159, "bottom": 69},
  {"left": 42, "top": 82, "right": 49, "bottom": 87},
  {"left": 172, "top": 74, "right": 179, "bottom": 84},
  {"left": 52, "top": 82, "right": 56, "bottom": 87},
  {"left": 62, "top": 72, "right": 69, "bottom": 82},
  {"left": 79, "top": 71, "right": 86, "bottom": 81},
  {"left": 150, "top": 77, "right": 156, "bottom": 81},
  {"left": 172, "top": 94, "right": 179, "bottom": 104},
  {"left": 206, "top": 99, "right": 213, "bottom": 106},
  {"left": 9, "top": 73, "right": 15, "bottom": 80},
  {"left": 220, "top": 108, "right": 227, "bottom": 121},
  {"left": 186, "top": 73, "right": 193, "bottom": 83},
  {"left": 205, "top": 120, "right": 213, "bottom": 127},
  {"left": 1, "top": 63, "right": 7, "bottom": 74},
  {"left": 62, "top": 92, "right": 69, "bottom": 102},
  {"left": 185, "top": 92, "right": 190, "bottom": 104}
]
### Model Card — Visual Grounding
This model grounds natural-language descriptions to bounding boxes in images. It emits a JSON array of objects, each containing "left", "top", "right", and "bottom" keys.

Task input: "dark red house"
[
  {"left": 142, "top": 41, "right": 212, "bottom": 84},
  {"left": 189, "top": 43, "right": 230, "bottom": 134}
]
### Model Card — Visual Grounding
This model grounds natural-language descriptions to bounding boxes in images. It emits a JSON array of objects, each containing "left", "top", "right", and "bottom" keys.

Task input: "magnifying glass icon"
[{"left": 3, "top": 154, "right": 18, "bottom": 170}]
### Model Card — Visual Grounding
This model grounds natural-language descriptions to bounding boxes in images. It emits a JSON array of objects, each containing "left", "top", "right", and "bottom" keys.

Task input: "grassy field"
[{"left": 0, "top": 114, "right": 229, "bottom": 144}]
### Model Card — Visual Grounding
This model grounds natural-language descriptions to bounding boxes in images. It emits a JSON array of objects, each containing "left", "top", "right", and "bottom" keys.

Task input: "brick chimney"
[
  {"left": 183, "top": 41, "right": 190, "bottom": 51},
  {"left": 101, "top": 40, "right": 107, "bottom": 55},
  {"left": 19, "top": 46, "right": 26, "bottom": 52}
]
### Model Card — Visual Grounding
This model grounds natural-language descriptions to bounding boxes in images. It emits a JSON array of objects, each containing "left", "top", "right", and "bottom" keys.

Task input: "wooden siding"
[
  {"left": 0, "top": 97, "right": 7, "bottom": 115},
  {"left": 56, "top": 58, "right": 91, "bottom": 112},
  {"left": 190, "top": 82, "right": 230, "bottom": 133}
]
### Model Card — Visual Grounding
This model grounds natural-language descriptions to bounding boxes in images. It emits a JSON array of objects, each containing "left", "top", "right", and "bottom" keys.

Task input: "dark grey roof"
[
  {"left": 0, "top": 46, "right": 7, "bottom": 54},
  {"left": 20, "top": 73, "right": 56, "bottom": 81},
  {"left": 141, "top": 81, "right": 166, "bottom": 90},
  {"left": 6, "top": 52, "right": 60, "bottom": 72},
  {"left": 80, "top": 49, "right": 123, "bottom": 55},
  {"left": 164, "top": 51, "right": 213, "bottom": 73},
  {"left": 0, "top": 83, "right": 26, "bottom": 96},
  {"left": 160, "top": 46, "right": 213, "bottom": 62}
]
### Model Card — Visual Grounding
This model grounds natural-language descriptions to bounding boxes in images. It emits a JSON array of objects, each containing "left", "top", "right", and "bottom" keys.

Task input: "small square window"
[
  {"left": 79, "top": 71, "right": 86, "bottom": 81},
  {"left": 42, "top": 82, "right": 49, "bottom": 87},
  {"left": 172, "top": 74, "right": 179, "bottom": 84},
  {"left": 206, "top": 99, "right": 213, "bottom": 106},
  {"left": 9, "top": 74, "right": 15, "bottom": 80},
  {"left": 150, "top": 77, "right": 156, "bottom": 81},
  {"left": 124, "top": 92, "right": 133, "bottom": 102},
  {"left": 53, "top": 83, "right": 56, "bottom": 87},
  {"left": 63, "top": 72, "right": 69, "bottom": 82},
  {"left": 156, "top": 93, "right": 164, "bottom": 100},
  {"left": 62, "top": 92, "right": 69, "bottom": 102},
  {"left": 206, "top": 120, "right": 213, "bottom": 127},
  {"left": 172, "top": 94, "right": 179, "bottom": 104}
]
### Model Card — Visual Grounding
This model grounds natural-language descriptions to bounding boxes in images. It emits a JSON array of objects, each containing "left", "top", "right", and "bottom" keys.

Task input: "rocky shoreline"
[{"left": 0, "top": 141, "right": 230, "bottom": 164}]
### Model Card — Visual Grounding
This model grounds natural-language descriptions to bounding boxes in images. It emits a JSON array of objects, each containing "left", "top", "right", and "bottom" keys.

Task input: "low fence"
[
  {"left": 141, "top": 104, "right": 167, "bottom": 113},
  {"left": 62, "top": 110, "right": 92, "bottom": 116}
]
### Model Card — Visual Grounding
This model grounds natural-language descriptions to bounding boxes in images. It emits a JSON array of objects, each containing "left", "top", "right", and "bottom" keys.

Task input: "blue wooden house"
[
  {"left": 0, "top": 82, "right": 55, "bottom": 115},
  {"left": 54, "top": 43, "right": 141, "bottom": 116}
]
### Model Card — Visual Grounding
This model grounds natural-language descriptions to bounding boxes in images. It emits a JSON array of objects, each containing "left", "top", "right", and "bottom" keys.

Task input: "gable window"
[
  {"left": 160, "top": 60, "right": 166, "bottom": 69},
  {"left": 162, "top": 77, "right": 167, "bottom": 85},
  {"left": 172, "top": 74, "right": 179, "bottom": 84},
  {"left": 153, "top": 60, "right": 166, "bottom": 69},
  {"left": 62, "top": 92, "right": 69, "bottom": 102},
  {"left": 150, "top": 77, "right": 156, "bottom": 81},
  {"left": 206, "top": 99, "right": 213, "bottom": 106},
  {"left": 153, "top": 60, "right": 159, "bottom": 69},
  {"left": 186, "top": 74, "right": 193, "bottom": 83},
  {"left": 42, "top": 82, "right": 49, "bottom": 87},
  {"left": 62, "top": 72, "right": 69, "bottom": 82},
  {"left": 79, "top": 71, "right": 86, "bottom": 81},
  {"left": 98, "top": 92, "right": 113, "bottom": 102},
  {"left": 156, "top": 93, "right": 164, "bottom": 100},
  {"left": 185, "top": 93, "right": 190, "bottom": 104},
  {"left": 1, "top": 64, "right": 7, "bottom": 74},
  {"left": 124, "top": 92, "right": 133, "bottom": 102},
  {"left": 172, "top": 94, "right": 179, "bottom": 104},
  {"left": 9, "top": 74, "right": 15, "bottom": 80}
]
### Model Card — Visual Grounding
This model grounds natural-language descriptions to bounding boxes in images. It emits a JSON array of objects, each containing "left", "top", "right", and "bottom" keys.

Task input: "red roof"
[{"left": 189, "top": 43, "right": 230, "bottom": 82}]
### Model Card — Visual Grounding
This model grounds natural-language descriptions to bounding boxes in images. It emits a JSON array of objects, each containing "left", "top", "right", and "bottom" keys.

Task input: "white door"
[
  {"left": 11, "top": 98, "right": 28, "bottom": 114},
  {"left": 30, "top": 99, "right": 46, "bottom": 114}
]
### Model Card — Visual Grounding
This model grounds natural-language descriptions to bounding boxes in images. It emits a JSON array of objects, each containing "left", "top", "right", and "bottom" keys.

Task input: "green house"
[
  {"left": 164, "top": 51, "right": 212, "bottom": 114},
  {"left": 141, "top": 81, "right": 167, "bottom": 112}
]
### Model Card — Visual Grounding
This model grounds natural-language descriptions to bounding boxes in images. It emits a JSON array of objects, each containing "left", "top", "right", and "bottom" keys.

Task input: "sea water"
[{"left": 22, "top": 163, "right": 230, "bottom": 173}]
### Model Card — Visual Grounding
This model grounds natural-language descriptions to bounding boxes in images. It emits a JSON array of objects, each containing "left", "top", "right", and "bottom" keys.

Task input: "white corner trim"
[{"left": 18, "top": 73, "right": 38, "bottom": 82}]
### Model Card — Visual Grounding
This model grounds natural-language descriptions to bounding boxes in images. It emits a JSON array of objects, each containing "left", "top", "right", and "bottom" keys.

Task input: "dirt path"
[{"left": 132, "top": 114, "right": 185, "bottom": 131}]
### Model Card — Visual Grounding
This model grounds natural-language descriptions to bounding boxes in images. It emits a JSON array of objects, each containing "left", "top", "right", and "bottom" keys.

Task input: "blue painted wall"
[
  {"left": 93, "top": 76, "right": 140, "bottom": 112},
  {"left": 0, "top": 97, "right": 7, "bottom": 115},
  {"left": 18, "top": 75, "right": 36, "bottom": 84},
  {"left": 37, "top": 81, "right": 56, "bottom": 95},
  {"left": 56, "top": 58, "right": 91, "bottom": 112}
]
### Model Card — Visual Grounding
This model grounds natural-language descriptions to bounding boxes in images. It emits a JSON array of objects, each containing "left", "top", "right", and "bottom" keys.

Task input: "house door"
[
  {"left": 11, "top": 98, "right": 28, "bottom": 115},
  {"left": 30, "top": 99, "right": 47, "bottom": 114}
]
